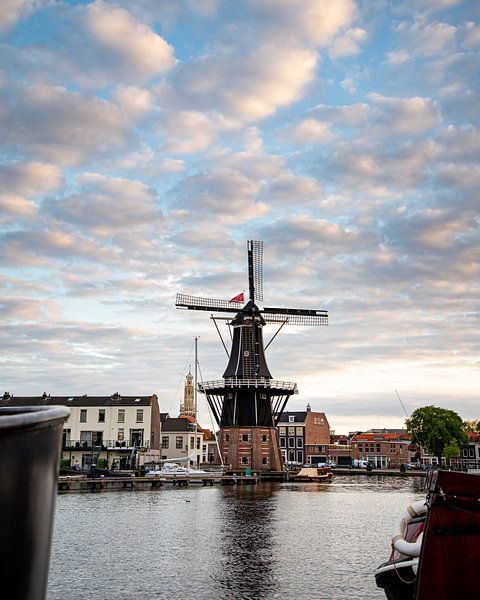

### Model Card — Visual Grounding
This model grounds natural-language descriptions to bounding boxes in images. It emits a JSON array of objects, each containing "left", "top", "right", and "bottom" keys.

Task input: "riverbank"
[{"left": 57, "top": 468, "right": 425, "bottom": 493}]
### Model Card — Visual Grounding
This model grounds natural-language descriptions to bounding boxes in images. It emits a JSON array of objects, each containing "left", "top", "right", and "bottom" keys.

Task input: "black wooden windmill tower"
[{"left": 176, "top": 240, "right": 328, "bottom": 472}]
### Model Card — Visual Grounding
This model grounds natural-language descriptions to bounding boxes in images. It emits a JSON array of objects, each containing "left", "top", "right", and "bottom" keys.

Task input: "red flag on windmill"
[{"left": 229, "top": 292, "right": 244, "bottom": 303}]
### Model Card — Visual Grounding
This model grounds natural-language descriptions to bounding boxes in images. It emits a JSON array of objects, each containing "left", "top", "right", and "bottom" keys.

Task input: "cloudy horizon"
[{"left": 1, "top": 0, "right": 479, "bottom": 434}]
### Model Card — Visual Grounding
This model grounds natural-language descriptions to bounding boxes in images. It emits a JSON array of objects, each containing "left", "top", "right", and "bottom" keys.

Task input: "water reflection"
[
  {"left": 48, "top": 477, "right": 426, "bottom": 600},
  {"left": 211, "top": 484, "right": 278, "bottom": 599}
]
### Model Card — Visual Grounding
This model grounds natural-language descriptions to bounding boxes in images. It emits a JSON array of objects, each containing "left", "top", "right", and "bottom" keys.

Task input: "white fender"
[{"left": 391, "top": 499, "right": 427, "bottom": 557}]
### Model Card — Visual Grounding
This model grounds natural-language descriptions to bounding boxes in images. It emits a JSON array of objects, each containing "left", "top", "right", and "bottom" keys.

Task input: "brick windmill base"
[{"left": 220, "top": 426, "right": 283, "bottom": 472}]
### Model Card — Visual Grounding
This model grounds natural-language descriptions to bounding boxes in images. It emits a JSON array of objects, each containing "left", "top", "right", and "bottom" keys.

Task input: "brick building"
[
  {"left": 277, "top": 404, "right": 330, "bottom": 465},
  {"left": 351, "top": 429, "right": 411, "bottom": 468}
]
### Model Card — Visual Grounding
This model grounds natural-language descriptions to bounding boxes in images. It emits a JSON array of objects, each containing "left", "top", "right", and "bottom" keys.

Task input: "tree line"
[{"left": 406, "top": 406, "right": 479, "bottom": 464}]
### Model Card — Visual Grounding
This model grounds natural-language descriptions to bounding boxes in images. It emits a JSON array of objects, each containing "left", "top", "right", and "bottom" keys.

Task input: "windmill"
[{"left": 176, "top": 240, "right": 328, "bottom": 472}]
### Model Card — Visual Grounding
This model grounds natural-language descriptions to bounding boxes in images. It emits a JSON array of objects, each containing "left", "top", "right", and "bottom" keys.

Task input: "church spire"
[{"left": 179, "top": 368, "right": 195, "bottom": 418}]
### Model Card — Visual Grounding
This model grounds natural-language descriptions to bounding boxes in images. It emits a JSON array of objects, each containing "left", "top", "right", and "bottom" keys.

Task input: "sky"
[{"left": 1, "top": 0, "right": 479, "bottom": 434}]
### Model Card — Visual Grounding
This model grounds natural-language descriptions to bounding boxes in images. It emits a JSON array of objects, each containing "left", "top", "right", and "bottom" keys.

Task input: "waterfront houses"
[
  {"left": 160, "top": 414, "right": 204, "bottom": 466},
  {"left": 277, "top": 404, "right": 330, "bottom": 465},
  {"left": 350, "top": 429, "right": 411, "bottom": 468},
  {"left": 1, "top": 392, "right": 161, "bottom": 470}
]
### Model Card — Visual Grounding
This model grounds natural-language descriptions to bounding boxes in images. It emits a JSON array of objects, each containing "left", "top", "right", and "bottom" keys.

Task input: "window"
[
  {"left": 289, "top": 416, "right": 295, "bottom": 423},
  {"left": 280, "top": 438, "right": 286, "bottom": 448},
  {"left": 80, "top": 409, "right": 87, "bottom": 423},
  {"left": 262, "top": 457, "right": 268, "bottom": 465},
  {"left": 117, "top": 428, "right": 124, "bottom": 441},
  {"left": 176, "top": 436, "right": 183, "bottom": 449},
  {"left": 358, "top": 444, "right": 363, "bottom": 451},
  {"left": 288, "top": 437, "right": 295, "bottom": 448},
  {"left": 241, "top": 456, "right": 250, "bottom": 465},
  {"left": 136, "top": 409, "right": 143, "bottom": 423},
  {"left": 262, "top": 434, "right": 268, "bottom": 444},
  {"left": 241, "top": 433, "right": 249, "bottom": 442},
  {"left": 190, "top": 437, "right": 194, "bottom": 450},
  {"left": 224, "top": 433, "right": 230, "bottom": 442},
  {"left": 162, "top": 436, "right": 169, "bottom": 449},
  {"left": 288, "top": 427, "right": 295, "bottom": 435},
  {"left": 296, "top": 427, "right": 303, "bottom": 435},
  {"left": 98, "top": 409, "right": 105, "bottom": 423},
  {"left": 279, "top": 427, "right": 286, "bottom": 436},
  {"left": 376, "top": 444, "right": 381, "bottom": 453},
  {"left": 314, "top": 417, "right": 324, "bottom": 425},
  {"left": 296, "top": 437, "right": 303, "bottom": 448},
  {"left": 118, "top": 409, "right": 125, "bottom": 423}
]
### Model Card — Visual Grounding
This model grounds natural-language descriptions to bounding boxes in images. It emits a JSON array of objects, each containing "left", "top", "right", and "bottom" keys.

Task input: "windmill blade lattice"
[
  {"left": 247, "top": 240, "right": 263, "bottom": 302},
  {"left": 261, "top": 306, "right": 328, "bottom": 326},
  {"left": 176, "top": 293, "right": 242, "bottom": 313}
]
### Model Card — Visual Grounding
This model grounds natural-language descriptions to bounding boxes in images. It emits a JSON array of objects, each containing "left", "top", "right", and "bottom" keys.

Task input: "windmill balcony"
[
  {"left": 199, "top": 378, "right": 298, "bottom": 393},
  {"left": 63, "top": 439, "right": 149, "bottom": 451}
]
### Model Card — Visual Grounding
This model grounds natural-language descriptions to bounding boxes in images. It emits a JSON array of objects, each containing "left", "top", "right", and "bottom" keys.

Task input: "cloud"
[
  {"left": 1, "top": 1, "right": 176, "bottom": 88},
  {"left": 0, "top": 160, "right": 63, "bottom": 223},
  {"left": 245, "top": 0, "right": 357, "bottom": 46},
  {"left": 0, "top": 160, "right": 63, "bottom": 197},
  {"left": 396, "top": 19, "right": 457, "bottom": 56},
  {"left": 328, "top": 27, "right": 367, "bottom": 59},
  {"left": 113, "top": 85, "right": 154, "bottom": 121},
  {"left": 83, "top": 1, "right": 176, "bottom": 82},
  {"left": 0, "top": 0, "right": 41, "bottom": 33},
  {"left": 280, "top": 118, "right": 336, "bottom": 144},
  {"left": 340, "top": 78, "right": 357, "bottom": 94},
  {"left": 168, "top": 44, "right": 318, "bottom": 122},
  {"left": 461, "top": 21, "right": 480, "bottom": 50},
  {"left": 159, "top": 110, "right": 235, "bottom": 154},
  {"left": 367, "top": 94, "right": 441, "bottom": 135},
  {"left": 0, "top": 295, "right": 58, "bottom": 321},
  {"left": 0, "top": 82, "right": 136, "bottom": 165},
  {"left": 0, "top": 229, "right": 119, "bottom": 267},
  {"left": 173, "top": 167, "right": 268, "bottom": 223},
  {"left": 43, "top": 173, "right": 162, "bottom": 236}
]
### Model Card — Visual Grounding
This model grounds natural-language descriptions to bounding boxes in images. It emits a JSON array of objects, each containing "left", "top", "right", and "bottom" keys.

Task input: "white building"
[{"left": 1, "top": 392, "right": 161, "bottom": 470}]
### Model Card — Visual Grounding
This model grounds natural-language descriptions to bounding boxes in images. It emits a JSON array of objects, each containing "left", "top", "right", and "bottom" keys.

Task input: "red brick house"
[
  {"left": 277, "top": 404, "right": 330, "bottom": 465},
  {"left": 351, "top": 430, "right": 411, "bottom": 468}
]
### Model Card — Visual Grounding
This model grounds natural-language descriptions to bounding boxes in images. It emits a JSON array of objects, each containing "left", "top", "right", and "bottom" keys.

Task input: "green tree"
[
  {"left": 443, "top": 440, "right": 460, "bottom": 465},
  {"left": 406, "top": 405, "right": 468, "bottom": 465}
]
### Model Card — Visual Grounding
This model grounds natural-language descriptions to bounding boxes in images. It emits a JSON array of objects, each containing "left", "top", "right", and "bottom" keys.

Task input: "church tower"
[{"left": 180, "top": 369, "right": 195, "bottom": 418}]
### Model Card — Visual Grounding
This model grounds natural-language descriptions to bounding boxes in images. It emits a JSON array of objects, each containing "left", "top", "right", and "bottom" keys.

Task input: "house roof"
[
  {"left": 352, "top": 432, "right": 411, "bottom": 442},
  {"left": 0, "top": 393, "right": 154, "bottom": 407},
  {"left": 277, "top": 411, "right": 308, "bottom": 423},
  {"left": 162, "top": 417, "right": 197, "bottom": 432}
]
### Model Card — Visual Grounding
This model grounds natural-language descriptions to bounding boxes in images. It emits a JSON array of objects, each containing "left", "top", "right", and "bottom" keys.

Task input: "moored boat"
[
  {"left": 375, "top": 469, "right": 480, "bottom": 599},
  {"left": 146, "top": 462, "right": 223, "bottom": 481},
  {"left": 292, "top": 465, "right": 333, "bottom": 482}
]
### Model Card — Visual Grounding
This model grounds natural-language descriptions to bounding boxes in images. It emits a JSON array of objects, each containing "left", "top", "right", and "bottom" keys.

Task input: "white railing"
[{"left": 199, "top": 378, "right": 298, "bottom": 392}]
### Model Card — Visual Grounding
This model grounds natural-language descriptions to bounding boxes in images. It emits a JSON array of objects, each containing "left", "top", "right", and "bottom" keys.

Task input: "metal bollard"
[{"left": 0, "top": 406, "right": 70, "bottom": 600}]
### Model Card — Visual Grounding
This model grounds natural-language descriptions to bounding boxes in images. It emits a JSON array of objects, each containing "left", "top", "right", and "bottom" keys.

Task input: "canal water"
[{"left": 48, "top": 475, "right": 425, "bottom": 600}]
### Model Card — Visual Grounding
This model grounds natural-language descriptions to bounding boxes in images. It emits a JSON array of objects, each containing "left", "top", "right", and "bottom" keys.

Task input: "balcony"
[
  {"left": 63, "top": 439, "right": 149, "bottom": 451},
  {"left": 199, "top": 378, "right": 298, "bottom": 394}
]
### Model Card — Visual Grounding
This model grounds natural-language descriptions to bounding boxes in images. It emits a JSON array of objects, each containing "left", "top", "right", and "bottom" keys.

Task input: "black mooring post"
[{"left": 0, "top": 405, "right": 70, "bottom": 600}]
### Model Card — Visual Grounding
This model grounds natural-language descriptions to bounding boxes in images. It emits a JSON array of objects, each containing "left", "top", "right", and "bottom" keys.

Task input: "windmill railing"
[{"left": 198, "top": 378, "right": 298, "bottom": 393}]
